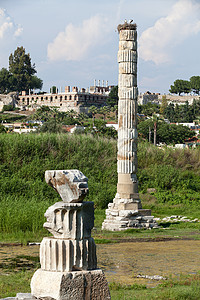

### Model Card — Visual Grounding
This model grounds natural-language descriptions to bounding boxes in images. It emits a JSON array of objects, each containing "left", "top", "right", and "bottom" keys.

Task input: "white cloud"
[
  {"left": 47, "top": 15, "right": 111, "bottom": 62},
  {"left": 139, "top": 0, "right": 200, "bottom": 64},
  {"left": 0, "top": 8, "right": 23, "bottom": 40}
]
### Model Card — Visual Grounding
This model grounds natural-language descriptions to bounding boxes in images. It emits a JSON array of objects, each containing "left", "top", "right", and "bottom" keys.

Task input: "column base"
[
  {"left": 102, "top": 193, "right": 158, "bottom": 231},
  {"left": 31, "top": 269, "right": 110, "bottom": 300}
]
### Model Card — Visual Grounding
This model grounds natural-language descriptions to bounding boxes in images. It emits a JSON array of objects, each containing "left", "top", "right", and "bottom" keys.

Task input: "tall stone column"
[
  {"left": 102, "top": 21, "right": 158, "bottom": 231},
  {"left": 117, "top": 22, "right": 140, "bottom": 206}
]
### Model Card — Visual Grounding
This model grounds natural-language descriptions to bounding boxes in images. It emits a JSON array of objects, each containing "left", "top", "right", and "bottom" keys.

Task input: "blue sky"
[{"left": 0, "top": 0, "right": 200, "bottom": 94}]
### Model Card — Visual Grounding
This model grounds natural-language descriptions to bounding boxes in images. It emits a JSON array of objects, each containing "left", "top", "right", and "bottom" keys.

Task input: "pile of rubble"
[{"left": 154, "top": 215, "right": 199, "bottom": 223}]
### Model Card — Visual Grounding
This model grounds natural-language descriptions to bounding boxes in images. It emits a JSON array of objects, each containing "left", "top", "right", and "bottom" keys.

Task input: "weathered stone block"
[
  {"left": 118, "top": 50, "right": 137, "bottom": 63},
  {"left": 118, "top": 86, "right": 138, "bottom": 99},
  {"left": 110, "top": 210, "right": 119, "bottom": 216},
  {"left": 119, "top": 41, "right": 137, "bottom": 50},
  {"left": 118, "top": 74, "right": 137, "bottom": 87},
  {"left": 40, "top": 237, "right": 97, "bottom": 272},
  {"left": 45, "top": 170, "right": 88, "bottom": 203},
  {"left": 44, "top": 202, "right": 94, "bottom": 239},
  {"left": 31, "top": 269, "right": 111, "bottom": 300},
  {"left": 119, "top": 29, "right": 137, "bottom": 41},
  {"left": 138, "top": 209, "right": 152, "bottom": 216}
]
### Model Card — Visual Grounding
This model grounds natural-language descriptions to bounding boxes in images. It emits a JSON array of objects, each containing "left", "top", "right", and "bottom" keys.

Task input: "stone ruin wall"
[
  {"left": 0, "top": 92, "right": 18, "bottom": 111},
  {"left": 17, "top": 87, "right": 108, "bottom": 113},
  {"left": 138, "top": 93, "right": 200, "bottom": 105}
]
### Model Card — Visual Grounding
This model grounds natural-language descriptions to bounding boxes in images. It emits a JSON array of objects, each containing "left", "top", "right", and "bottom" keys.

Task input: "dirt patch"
[
  {"left": 97, "top": 240, "right": 200, "bottom": 286},
  {"left": 1, "top": 240, "right": 200, "bottom": 287}
]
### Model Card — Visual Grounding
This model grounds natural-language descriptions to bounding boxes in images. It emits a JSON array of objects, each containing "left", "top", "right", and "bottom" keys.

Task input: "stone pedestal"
[{"left": 31, "top": 269, "right": 110, "bottom": 300}]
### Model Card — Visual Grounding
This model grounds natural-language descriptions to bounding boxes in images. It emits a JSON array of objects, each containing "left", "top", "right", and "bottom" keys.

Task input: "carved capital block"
[
  {"left": 31, "top": 269, "right": 111, "bottom": 300},
  {"left": 44, "top": 202, "right": 94, "bottom": 239}
]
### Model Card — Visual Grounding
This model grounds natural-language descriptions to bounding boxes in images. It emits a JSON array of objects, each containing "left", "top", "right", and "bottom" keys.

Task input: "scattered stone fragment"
[
  {"left": 158, "top": 215, "right": 199, "bottom": 223},
  {"left": 45, "top": 169, "right": 89, "bottom": 203},
  {"left": 136, "top": 274, "right": 166, "bottom": 280}
]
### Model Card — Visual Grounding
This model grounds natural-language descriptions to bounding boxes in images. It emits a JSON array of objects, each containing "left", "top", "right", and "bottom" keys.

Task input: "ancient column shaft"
[
  {"left": 117, "top": 25, "right": 139, "bottom": 200},
  {"left": 102, "top": 22, "right": 157, "bottom": 231}
]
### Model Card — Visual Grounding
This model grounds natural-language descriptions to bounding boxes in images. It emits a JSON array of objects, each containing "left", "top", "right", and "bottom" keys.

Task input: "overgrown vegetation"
[
  {"left": 0, "top": 133, "right": 117, "bottom": 241},
  {"left": 0, "top": 134, "right": 200, "bottom": 242},
  {"left": 138, "top": 118, "right": 193, "bottom": 144}
]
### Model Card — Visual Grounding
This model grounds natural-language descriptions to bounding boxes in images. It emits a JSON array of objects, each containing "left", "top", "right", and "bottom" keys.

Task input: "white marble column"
[
  {"left": 102, "top": 22, "right": 157, "bottom": 231},
  {"left": 116, "top": 23, "right": 140, "bottom": 203}
]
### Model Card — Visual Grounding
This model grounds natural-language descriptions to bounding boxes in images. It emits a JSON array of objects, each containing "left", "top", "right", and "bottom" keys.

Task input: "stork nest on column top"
[{"left": 117, "top": 22, "right": 137, "bottom": 32}]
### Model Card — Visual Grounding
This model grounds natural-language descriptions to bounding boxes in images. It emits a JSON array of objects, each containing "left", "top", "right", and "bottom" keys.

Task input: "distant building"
[
  {"left": 3, "top": 122, "right": 37, "bottom": 134},
  {"left": 138, "top": 91, "right": 160, "bottom": 105},
  {"left": 138, "top": 92, "right": 200, "bottom": 106},
  {"left": 18, "top": 81, "right": 115, "bottom": 113}
]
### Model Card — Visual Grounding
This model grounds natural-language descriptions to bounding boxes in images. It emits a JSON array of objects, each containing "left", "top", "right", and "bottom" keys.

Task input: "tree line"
[
  {"left": 139, "top": 97, "right": 200, "bottom": 123},
  {"left": 169, "top": 77, "right": 200, "bottom": 95}
]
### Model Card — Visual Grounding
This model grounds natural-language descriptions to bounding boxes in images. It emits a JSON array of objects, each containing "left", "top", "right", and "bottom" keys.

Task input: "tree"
[
  {"left": 107, "top": 86, "right": 118, "bottom": 107},
  {"left": 159, "top": 95, "right": 168, "bottom": 115},
  {"left": 99, "top": 106, "right": 110, "bottom": 121},
  {"left": 190, "top": 76, "right": 200, "bottom": 95},
  {"left": 39, "top": 119, "right": 63, "bottom": 133},
  {"left": 164, "top": 103, "right": 175, "bottom": 122},
  {"left": 138, "top": 119, "right": 193, "bottom": 145},
  {"left": 169, "top": 79, "right": 191, "bottom": 95},
  {"left": 51, "top": 86, "right": 57, "bottom": 93},
  {"left": 30, "top": 76, "right": 43, "bottom": 90},
  {"left": 111, "top": 105, "right": 118, "bottom": 121},
  {"left": 0, "top": 68, "right": 12, "bottom": 93},
  {"left": 9, "top": 46, "right": 43, "bottom": 92},
  {"left": 140, "top": 102, "right": 160, "bottom": 116},
  {"left": 88, "top": 105, "right": 98, "bottom": 127}
]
